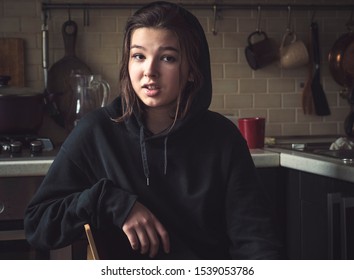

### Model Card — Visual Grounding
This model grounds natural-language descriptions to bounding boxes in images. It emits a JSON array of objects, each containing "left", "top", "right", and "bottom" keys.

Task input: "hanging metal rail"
[
  {"left": 39, "top": 2, "right": 354, "bottom": 83},
  {"left": 41, "top": 2, "right": 354, "bottom": 30},
  {"left": 42, "top": 3, "right": 354, "bottom": 11}
]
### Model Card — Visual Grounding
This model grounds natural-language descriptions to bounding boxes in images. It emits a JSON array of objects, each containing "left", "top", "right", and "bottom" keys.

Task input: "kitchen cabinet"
[
  {"left": 0, "top": 175, "right": 87, "bottom": 259},
  {"left": 285, "top": 168, "right": 354, "bottom": 260},
  {"left": 0, "top": 176, "right": 51, "bottom": 259},
  {"left": 256, "top": 167, "right": 287, "bottom": 258},
  {"left": 3, "top": 150, "right": 354, "bottom": 260}
]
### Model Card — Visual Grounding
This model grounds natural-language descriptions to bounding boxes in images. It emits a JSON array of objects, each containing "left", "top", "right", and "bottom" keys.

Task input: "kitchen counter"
[
  {"left": 0, "top": 158, "right": 53, "bottom": 177},
  {"left": 1, "top": 148, "right": 354, "bottom": 184},
  {"left": 265, "top": 146, "right": 354, "bottom": 183},
  {"left": 0, "top": 150, "right": 280, "bottom": 177},
  {"left": 250, "top": 149, "right": 280, "bottom": 167}
]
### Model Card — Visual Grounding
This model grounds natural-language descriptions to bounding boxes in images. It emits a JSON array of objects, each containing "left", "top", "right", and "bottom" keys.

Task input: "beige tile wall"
[{"left": 1, "top": 0, "right": 353, "bottom": 137}]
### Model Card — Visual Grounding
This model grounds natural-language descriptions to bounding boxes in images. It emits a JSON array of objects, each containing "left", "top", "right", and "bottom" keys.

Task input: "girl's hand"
[{"left": 122, "top": 201, "right": 170, "bottom": 258}]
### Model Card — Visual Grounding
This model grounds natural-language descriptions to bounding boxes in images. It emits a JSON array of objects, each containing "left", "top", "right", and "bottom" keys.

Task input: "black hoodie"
[{"left": 24, "top": 2, "right": 281, "bottom": 259}]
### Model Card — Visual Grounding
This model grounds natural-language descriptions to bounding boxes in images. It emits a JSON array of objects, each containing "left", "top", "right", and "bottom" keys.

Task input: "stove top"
[{"left": 0, "top": 135, "right": 58, "bottom": 161}]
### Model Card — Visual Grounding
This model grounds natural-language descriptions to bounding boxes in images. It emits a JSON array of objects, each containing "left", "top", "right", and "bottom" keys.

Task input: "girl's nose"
[{"left": 144, "top": 59, "right": 159, "bottom": 78}]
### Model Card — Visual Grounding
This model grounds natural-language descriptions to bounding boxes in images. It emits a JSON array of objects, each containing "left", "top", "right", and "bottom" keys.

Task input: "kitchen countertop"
[
  {"left": 1, "top": 147, "right": 354, "bottom": 184},
  {"left": 265, "top": 146, "right": 354, "bottom": 183},
  {"left": 0, "top": 158, "right": 54, "bottom": 177},
  {"left": 249, "top": 149, "right": 280, "bottom": 167},
  {"left": 0, "top": 150, "right": 280, "bottom": 178}
]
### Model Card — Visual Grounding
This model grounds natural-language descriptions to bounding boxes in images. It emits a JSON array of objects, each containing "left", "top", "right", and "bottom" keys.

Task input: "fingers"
[
  {"left": 144, "top": 225, "right": 160, "bottom": 257},
  {"left": 155, "top": 221, "right": 170, "bottom": 254},
  {"left": 123, "top": 226, "right": 140, "bottom": 251},
  {"left": 122, "top": 202, "right": 170, "bottom": 258}
]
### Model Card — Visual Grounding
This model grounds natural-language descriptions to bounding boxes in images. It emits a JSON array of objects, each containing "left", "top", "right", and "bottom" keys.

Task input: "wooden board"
[{"left": 0, "top": 38, "right": 25, "bottom": 86}]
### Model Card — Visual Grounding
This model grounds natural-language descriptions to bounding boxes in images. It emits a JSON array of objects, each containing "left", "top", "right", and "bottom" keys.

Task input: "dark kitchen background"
[
  {"left": 1, "top": 0, "right": 354, "bottom": 261},
  {"left": 0, "top": 0, "right": 353, "bottom": 140}
]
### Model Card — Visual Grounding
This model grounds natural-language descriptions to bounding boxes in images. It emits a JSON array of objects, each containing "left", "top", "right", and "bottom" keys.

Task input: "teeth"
[{"left": 147, "top": 85, "right": 157, "bottom": 90}]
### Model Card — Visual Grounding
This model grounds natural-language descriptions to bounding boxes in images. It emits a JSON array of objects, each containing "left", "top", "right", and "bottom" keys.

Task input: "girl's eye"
[
  {"left": 132, "top": 54, "right": 145, "bottom": 60},
  {"left": 161, "top": 56, "right": 176, "bottom": 63}
]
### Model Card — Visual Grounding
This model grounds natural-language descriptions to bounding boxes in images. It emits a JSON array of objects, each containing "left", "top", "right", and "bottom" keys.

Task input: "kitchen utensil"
[
  {"left": 279, "top": 32, "right": 309, "bottom": 69},
  {"left": 245, "top": 31, "right": 278, "bottom": 70},
  {"left": 328, "top": 18, "right": 354, "bottom": 127},
  {"left": 71, "top": 73, "right": 110, "bottom": 127},
  {"left": 41, "top": 22, "right": 65, "bottom": 128},
  {"left": 0, "top": 38, "right": 25, "bottom": 87},
  {"left": 238, "top": 117, "right": 265, "bottom": 149},
  {"left": 0, "top": 76, "right": 44, "bottom": 134},
  {"left": 302, "top": 21, "right": 315, "bottom": 114},
  {"left": 328, "top": 17, "right": 354, "bottom": 136},
  {"left": 328, "top": 24, "right": 354, "bottom": 89},
  {"left": 47, "top": 19, "right": 91, "bottom": 131},
  {"left": 302, "top": 71, "right": 314, "bottom": 115},
  {"left": 310, "top": 21, "right": 330, "bottom": 116}
]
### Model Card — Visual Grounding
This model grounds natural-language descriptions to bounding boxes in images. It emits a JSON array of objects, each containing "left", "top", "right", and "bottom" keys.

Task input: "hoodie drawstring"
[
  {"left": 140, "top": 126, "right": 150, "bottom": 186},
  {"left": 163, "top": 136, "right": 169, "bottom": 175},
  {"left": 139, "top": 126, "right": 170, "bottom": 186}
]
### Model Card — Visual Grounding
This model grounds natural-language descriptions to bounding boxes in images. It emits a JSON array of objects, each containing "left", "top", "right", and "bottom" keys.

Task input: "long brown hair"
[{"left": 117, "top": 1, "right": 204, "bottom": 122}]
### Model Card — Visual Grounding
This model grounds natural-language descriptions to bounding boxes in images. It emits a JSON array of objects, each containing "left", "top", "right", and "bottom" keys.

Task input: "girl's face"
[{"left": 128, "top": 27, "right": 190, "bottom": 112}]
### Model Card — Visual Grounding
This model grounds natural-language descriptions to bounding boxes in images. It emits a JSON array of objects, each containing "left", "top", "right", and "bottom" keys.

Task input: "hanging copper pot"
[
  {"left": 328, "top": 31, "right": 354, "bottom": 89},
  {"left": 328, "top": 16, "right": 354, "bottom": 136}
]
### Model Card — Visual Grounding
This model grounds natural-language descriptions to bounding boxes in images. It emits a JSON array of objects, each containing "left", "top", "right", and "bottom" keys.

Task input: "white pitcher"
[{"left": 71, "top": 74, "right": 110, "bottom": 125}]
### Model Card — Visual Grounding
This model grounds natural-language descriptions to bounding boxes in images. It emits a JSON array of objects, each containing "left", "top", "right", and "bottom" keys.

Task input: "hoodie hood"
[
  {"left": 107, "top": 2, "right": 212, "bottom": 185},
  {"left": 169, "top": 3, "right": 212, "bottom": 132}
]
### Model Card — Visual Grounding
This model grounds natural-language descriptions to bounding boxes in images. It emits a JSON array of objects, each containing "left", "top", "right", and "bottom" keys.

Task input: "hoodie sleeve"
[
  {"left": 24, "top": 124, "right": 137, "bottom": 251},
  {"left": 225, "top": 137, "right": 282, "bottom": 259}
]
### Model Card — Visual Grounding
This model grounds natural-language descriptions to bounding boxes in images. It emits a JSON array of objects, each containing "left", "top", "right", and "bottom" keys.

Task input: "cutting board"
[{"left": 0, "top": 38, "right": 25, "bottom": 86}]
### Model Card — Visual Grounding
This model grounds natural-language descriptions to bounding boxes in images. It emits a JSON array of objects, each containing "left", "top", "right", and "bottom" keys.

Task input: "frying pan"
[{"left": 47, "top": 19, "right": 91, "bottom": 131}]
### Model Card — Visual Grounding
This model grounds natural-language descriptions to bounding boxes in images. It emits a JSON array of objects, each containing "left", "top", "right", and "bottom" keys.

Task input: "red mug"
[{"left": 238, "top": 117, "right": 265, "bottom": 149}]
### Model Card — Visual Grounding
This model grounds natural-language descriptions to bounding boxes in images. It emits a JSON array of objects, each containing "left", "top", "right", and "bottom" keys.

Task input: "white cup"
[{"left": 280, "top": 32, "right": 309, "bottom": 69}]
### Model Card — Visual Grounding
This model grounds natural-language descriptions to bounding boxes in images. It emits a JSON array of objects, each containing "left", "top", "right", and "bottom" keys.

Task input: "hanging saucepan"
[
  {"left": 328, "top": 31, "right": 354, "bottom": 89},
  {"left": 328, "top": 19, "right": 354, "bottom": 136},
  {"left": 0, "top": 75, "right": 44, "bottom": 134}
]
